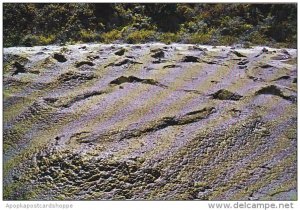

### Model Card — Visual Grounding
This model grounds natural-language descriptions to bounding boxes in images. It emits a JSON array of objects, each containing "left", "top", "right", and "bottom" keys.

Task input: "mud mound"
[
  {"left": 211, "top": 89, "right": 243, "bottom": 101},
  {"left": 255, "top": 85, "right": 296, "bottom": 103},
  {"left": 75, "top": 61, "right": 95, "bottom": 68},
  {"left": 57, "top": 71, "right": 96, "bottom": 83},
  {"left": 105, "top": 58, "right": 142, "bottom": 67},
  {"left": 232, "top": 50, "right": 247, "bottom": 57},
  {"left": 182, "top": 55, "right": 199, "bottom": 62},
  {"left": 53, "top": 53, "right": 67, "bottom": 62},
  {"left": 151, "top": 48, "right": 165, "bottom": 58},
  {"left": 4, "top": 53, "right": 29, "bottom": 65},
  {"left": 109, "top": 76, "right": 167, "bottom": 88},
  {"left": 11, "top": 62, "right": 26, "bottom": 76},
  {"left": 163, "top": 64, "right": 181, "bottom": 69},
  {"left": 114, "top": 48, "right": 127, "bottom": 56}
]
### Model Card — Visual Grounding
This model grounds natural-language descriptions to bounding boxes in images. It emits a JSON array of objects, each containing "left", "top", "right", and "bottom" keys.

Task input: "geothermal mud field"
[{"left": 3, "top": 44, "right": 297, "bottom": 200}]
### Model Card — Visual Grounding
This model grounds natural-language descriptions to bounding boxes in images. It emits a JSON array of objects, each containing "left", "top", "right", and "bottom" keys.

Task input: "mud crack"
[
  {"left": 105, "top": 58, "right": 142, "bottom": 67},
  {"left": 44, "top": 90, "right": 106, "bottom": 108},
  {"left": 70, "top": 106, "right": 216, "bottom": 144}
]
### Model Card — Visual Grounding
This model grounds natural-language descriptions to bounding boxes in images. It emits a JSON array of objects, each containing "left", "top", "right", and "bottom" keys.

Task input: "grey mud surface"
[{"left": 3, "top": 43, "right": 297, "bottom": 200}]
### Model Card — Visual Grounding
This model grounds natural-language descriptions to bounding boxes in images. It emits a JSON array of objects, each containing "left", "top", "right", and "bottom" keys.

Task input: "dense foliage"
[{"left": 3, "top": 3, "right": 297, "bottom": 47}]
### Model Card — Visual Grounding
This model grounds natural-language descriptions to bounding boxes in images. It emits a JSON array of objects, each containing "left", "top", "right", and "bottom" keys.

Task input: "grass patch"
[
  {"left": 219, "top": 35, "right": 238, "bottom": 46},
  {"left": 79, "top": 29, "right": 101, "bottom": 43},
  {"left": 159, "top": 32, "right": 180, "bottom": 44},
  {"left": 102, "top": 30, "right": 122, "bottom": 43},
  {"left": 38, "top": 35, "right": 56, "bottom": 45},
  {"left": 21, "top": 34, "right": 56, "bottom": 46},
  {"left": 126, "top": 29, "right": 156, "bottom": 44},
  {"left": 248, "top": 31, "right": 269, "bottom": 45},
  {"left": 187, "top": 30, "right": 214, "bottom": 44}
]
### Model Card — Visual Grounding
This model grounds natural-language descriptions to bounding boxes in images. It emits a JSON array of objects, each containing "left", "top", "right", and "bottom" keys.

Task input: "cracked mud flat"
[{"left": 3, "top": 43, "right": 297, "bottom": 200}]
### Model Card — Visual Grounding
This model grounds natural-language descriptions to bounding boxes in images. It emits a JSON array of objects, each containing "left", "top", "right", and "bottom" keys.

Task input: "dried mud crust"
[
  {"left": 14, "top": 149, "right": 161, "bottom": 200},
  {"left": 3, "top": 44, "right": 297, "bottom": 200}
]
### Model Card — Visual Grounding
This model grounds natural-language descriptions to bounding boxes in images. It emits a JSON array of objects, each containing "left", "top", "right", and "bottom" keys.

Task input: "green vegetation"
[
  {"left": 158, "top": 32, "right": 180, "bottom": 44},
  {"left": 126, "top": 29, "right": 156, "bottom": 43},
  {"left": 102, "top": 29, "right": 122, "bottom": 43},
  {"left": 188, "top": 30, "right": 215, "bottom": 44},
  {"left": 3, "top": 3, "right": 297, "bottom": 47}
]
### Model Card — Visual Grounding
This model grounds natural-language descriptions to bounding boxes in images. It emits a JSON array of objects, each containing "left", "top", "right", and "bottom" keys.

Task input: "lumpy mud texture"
[{"left": 3, "top": 44, "right": 297, "bottom": 200}]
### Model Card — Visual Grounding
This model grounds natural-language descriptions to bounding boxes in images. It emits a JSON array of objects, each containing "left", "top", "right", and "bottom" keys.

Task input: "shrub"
[
  {"left": 219, "top": 35, "right": 238, "bottom": 46},
  {"left": 79, "top": 29, "right": 101, "bottom": 42},
  {"left": 188, "top": 30, "right": 214, "bottom": 44},
  {"left": 21, "top": 35, "right": 40, "bottom": 47},
  {"left": 20, "top": 34, "right": 57, "bottom": 46},
  {"left": 248, "top": 31, "right": 269, "bottom": 45},
  {"left": 158, "top": 32, "right": 180, "bottom": 44},
  {"left": 184, "top": 20, "right": 208, "bottom": 33},
  {"left": 243, "top": 42, "right": 251, "bottom": 48},
  {"left": 126, "top": 29, "right": 156, "bottom": 43},
  {"left": 101, "top": 29, "right": 122, "bottom": 43},
  {"left": 38, "top": 35, "right": 56, "bottom": 45},
  {"left": 219, "top": 16, "right": 253, "bottom": 36}
]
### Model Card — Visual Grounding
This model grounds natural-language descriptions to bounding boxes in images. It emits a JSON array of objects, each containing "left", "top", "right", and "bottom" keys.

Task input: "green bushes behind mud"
[{"left": 3, "top": 3, "right": 297, "bottom": 47}]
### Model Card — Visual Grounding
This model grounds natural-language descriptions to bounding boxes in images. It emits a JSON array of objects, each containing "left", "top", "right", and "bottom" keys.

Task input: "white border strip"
[{"left": 0, "top": 1, "right": 299, "bottom": 210}]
